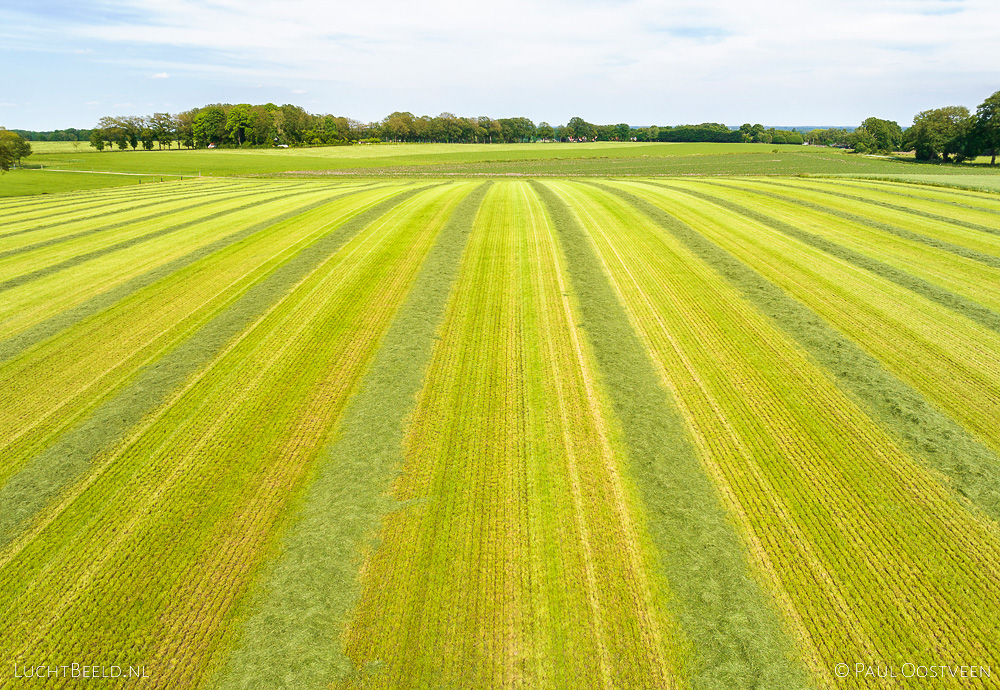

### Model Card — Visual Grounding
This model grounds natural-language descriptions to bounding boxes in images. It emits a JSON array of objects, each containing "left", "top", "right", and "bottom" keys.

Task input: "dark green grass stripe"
[
  {"left": 704, "top": 181, "right": 1000, "bottom": 270},
  {"left": 0, "top": 186, "right": 292, "bottom": 259},
  {"left": 650, "top": 182, "right": 1000, "bottom": 334},
  {"left": 0, "top": 185, "right": 429, "bottom": 549},
  {"left": 759, "top": 179, "right": 1000, "bottom": 237},
  {"left": 0, "top": 183, "right": 255, "bottom": 241},
  {"left": 594, "top": 182, "right": 1000, "bottom": 526},
  {"left": 0, "top": 188, "right": 330, "bottom": 294},
  {"left": 214, "top": 182, "right": 488, "bottom": 690},
  {"left": 534, "top": 181, "right": 810, "bottom": 690},
  {"left": 817, "top": 179, "right": 1000, "bottom": 216},
  {"left": 0, "top": 186, "right": 381, "bottom": 365}
]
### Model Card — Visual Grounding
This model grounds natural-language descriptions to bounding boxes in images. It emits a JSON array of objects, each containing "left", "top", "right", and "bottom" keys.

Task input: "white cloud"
[
  {"left": 4, "top": 0, "right": 1000, "bottom": 125},
  {"left": 151, "top": 72, "right": 169, "bottom": 79}
]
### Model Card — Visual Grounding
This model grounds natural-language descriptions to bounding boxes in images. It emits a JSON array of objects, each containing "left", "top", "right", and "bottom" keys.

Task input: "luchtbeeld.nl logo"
[{"left": 13, "top": 663, "right": 150, "bottom": 680}]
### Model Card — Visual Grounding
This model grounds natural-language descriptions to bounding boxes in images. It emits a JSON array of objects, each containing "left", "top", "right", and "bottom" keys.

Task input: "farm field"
[
  {"left": 1, "top": 175, "right": 999, "bottom": 688},
  {"left": 7, "top": 141, "right": 1000, "bottom": 197}
]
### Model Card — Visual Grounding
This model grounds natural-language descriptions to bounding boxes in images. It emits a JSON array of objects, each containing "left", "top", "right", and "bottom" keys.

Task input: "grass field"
[
  {"left": 2, "top": 159, "right": 999, "bottom": 688},
  {"left": 6, "top": 141, "right": 1000, "bottom": 197}
]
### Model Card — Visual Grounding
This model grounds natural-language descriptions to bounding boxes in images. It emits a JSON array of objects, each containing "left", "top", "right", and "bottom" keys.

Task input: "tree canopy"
[
  {"left": 0, "top": 129, "right": 32, "bottom": 171},
  {"left": 972, "top": 90, "right": 1000, "bottom": 165},
  {"left": 905, "top": 106, "right": 974, "bottom": 162}
]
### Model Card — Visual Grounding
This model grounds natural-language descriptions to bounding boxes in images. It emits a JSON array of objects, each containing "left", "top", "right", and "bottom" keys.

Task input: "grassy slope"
[
  {"left": 567, "top": 180, "right": 1000, "bottom": 687},
  {"left": 4, "top": 141, "right": 997, "bottom": 197},
  {"left": 0, "top": 168, "right": 167, "bottom": 196}
]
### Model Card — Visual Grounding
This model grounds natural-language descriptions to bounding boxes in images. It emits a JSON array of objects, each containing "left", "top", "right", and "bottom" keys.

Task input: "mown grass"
[
  {"left": 0, "top": 184, "right": 422, "bottom": 547},
  {"left": 658, "top": 181, "right": 1000, "bottom": 334},
  {"left": 0, "top": 184, "right": 375, "bottom": 363},
  {"left": 535, "top": 181, "right": 810, "bottom": 690},
  {"left": 726, "top": 179, "right": 1000, "bottom": 267},
  {"left": 600, "top": 179, "right": 1000, "bottom": 522},
  {"left": 0, "top": 183, "right": 458, "bottom": 688},
  {"left": 0, "top": 168, "right": 177, "bottom": 196},
  {"left": 692, "top": 179, "right": 1000, "bottom": 313},
  {"left": 573, "top": 180, "right": 1000, "bottom": 687},
  {"left": 337, "top": 181, "right": 686, "bottom": 688},
  {"left": 8, "top": 142, "right": 1000, "bottom": 197},
  {"left": 215, "top": 181, "right": 485, "bottom": 690}
]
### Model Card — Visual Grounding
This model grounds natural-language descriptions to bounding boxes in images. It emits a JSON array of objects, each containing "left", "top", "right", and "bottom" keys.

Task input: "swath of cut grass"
[
  {"left": 215, "top": 181, "right": 487, "bottom": 690},
  {"left": 618, "top": 179, "right": 1000, "bottom": 457},
  {"left": 0, "top": 183, "right": 418, "bottom": 493},
  {"left": 0, "top": 183, "right": 386, "bottom": 365},
  {"left": 691, "top": 179, "right": 1000, "bottom": 314},
  {"left": 340, "top": 181, "right": 684, "bottom": 689},
  {"left": 535, "top": 180, "right": 811, "bottom": 690},
  {"left": 0, "top": 182, "right": 466, "bottom": 688},
  {"left": 560, "top": 179, "right": 1000, "bottom": 688}
]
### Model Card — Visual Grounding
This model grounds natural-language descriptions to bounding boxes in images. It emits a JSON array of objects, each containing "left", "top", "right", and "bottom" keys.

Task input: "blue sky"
[{"left": 2, "top": 0, "right": 997, "bottom": 130}]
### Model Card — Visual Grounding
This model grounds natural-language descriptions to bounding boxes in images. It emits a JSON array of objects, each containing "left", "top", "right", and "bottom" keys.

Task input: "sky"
[{"left": 2, "top": 0, "right": 998, "bottom": 131}]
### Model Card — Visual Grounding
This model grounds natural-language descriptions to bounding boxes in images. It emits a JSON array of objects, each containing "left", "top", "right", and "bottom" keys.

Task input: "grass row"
[
  {"left": 0, "top": 186, "right": 380, "bottom": 366},
  {"left": 535, "top": 180, "right": 810, "bottom": 689},
  {"left": 0, "top": 184, "right": 426, "bottom": 553},
  {"left": 340, "top": 181, "right": 683, "bottom": 688},
  {"left": 625, "top": 180, "right": 1000, "bottom": 456},
  {"left": 750, "top": 179, "right": 1000, "bottom": 258},
  {"left": 688, "top": 179, "right": 1000, "bottom": 315},
  {"left": 592, "top": 179, "right": 1000, "bottom": 535},
  {"left": 567, "top": 180, "right": 1000, "bottom": 687},
  {"left": 0, "top": 179, "right": 246, "bottom": 240},
  {"left": 0, "top": 183, "right": 464, "bottom": 688},
  {"left": 654, "top": 181, "right": 1000, "bottom": 336},
  {"left": 772, "top": 178, "right": 1000, "bottom": 236},
  {"left": 216, "top": 181, "right": 486, "bottom": 690},
  {"left": 0, "top": 184, "right": 418, "bottom": 511},
  {"left": 0, "top": 184, "right": 387, "bottom": 342}
]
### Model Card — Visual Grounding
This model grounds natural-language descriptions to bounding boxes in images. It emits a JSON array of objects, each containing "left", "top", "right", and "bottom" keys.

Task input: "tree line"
[
  {"left": 78, "top": 103, "right": 818, "bottom": 150},
  {"left": 8, "top": 89, "right": 1000, "bottom": 165},
  {"left": 809, "top": 90, "right": 1000, "bottom": 162}
]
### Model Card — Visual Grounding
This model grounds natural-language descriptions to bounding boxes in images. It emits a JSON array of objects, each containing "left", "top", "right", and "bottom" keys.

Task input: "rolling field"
[{"left": 2, "top": 174, "right": 999, "bottom": 688}]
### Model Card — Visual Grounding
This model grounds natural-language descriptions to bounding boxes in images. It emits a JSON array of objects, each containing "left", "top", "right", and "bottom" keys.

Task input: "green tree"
[
  {"left": 750, "top": 124, "right": 769, "bottom": 143},
  {"left": 225, "top": 104, "right": 254, "bottom": 145},
  {"left": 0, "top": 129, "right": 32, "bottom": 171},
  {"left": 150, "top": 112, "right": 174, "bottom": 149},
  {"left": 856, "top": 117, "right": 903, "bottom": 155},
  {"left": 905, "top": 106, "right": 974, "bottom": 161},
  {"left": 89, "top": 129, "right": 105, "bottom": 152},
  {"left": 383, "top": 111, "right": 414, "bottom": 142},
  {"left": 972, "top": 90, "right": 1000, "bottom": 165},
  {"left": 123, "top": 116, "right": 141, "bottom": 150},
  {"left": 193, "top": 107, "right": 226, "bottom": 147},
  {"left": 174, "top": 111, "right": 195, "bottom": 148},
  {"left": 565, "top": 116, "right": 591, "bottom": 141}
]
